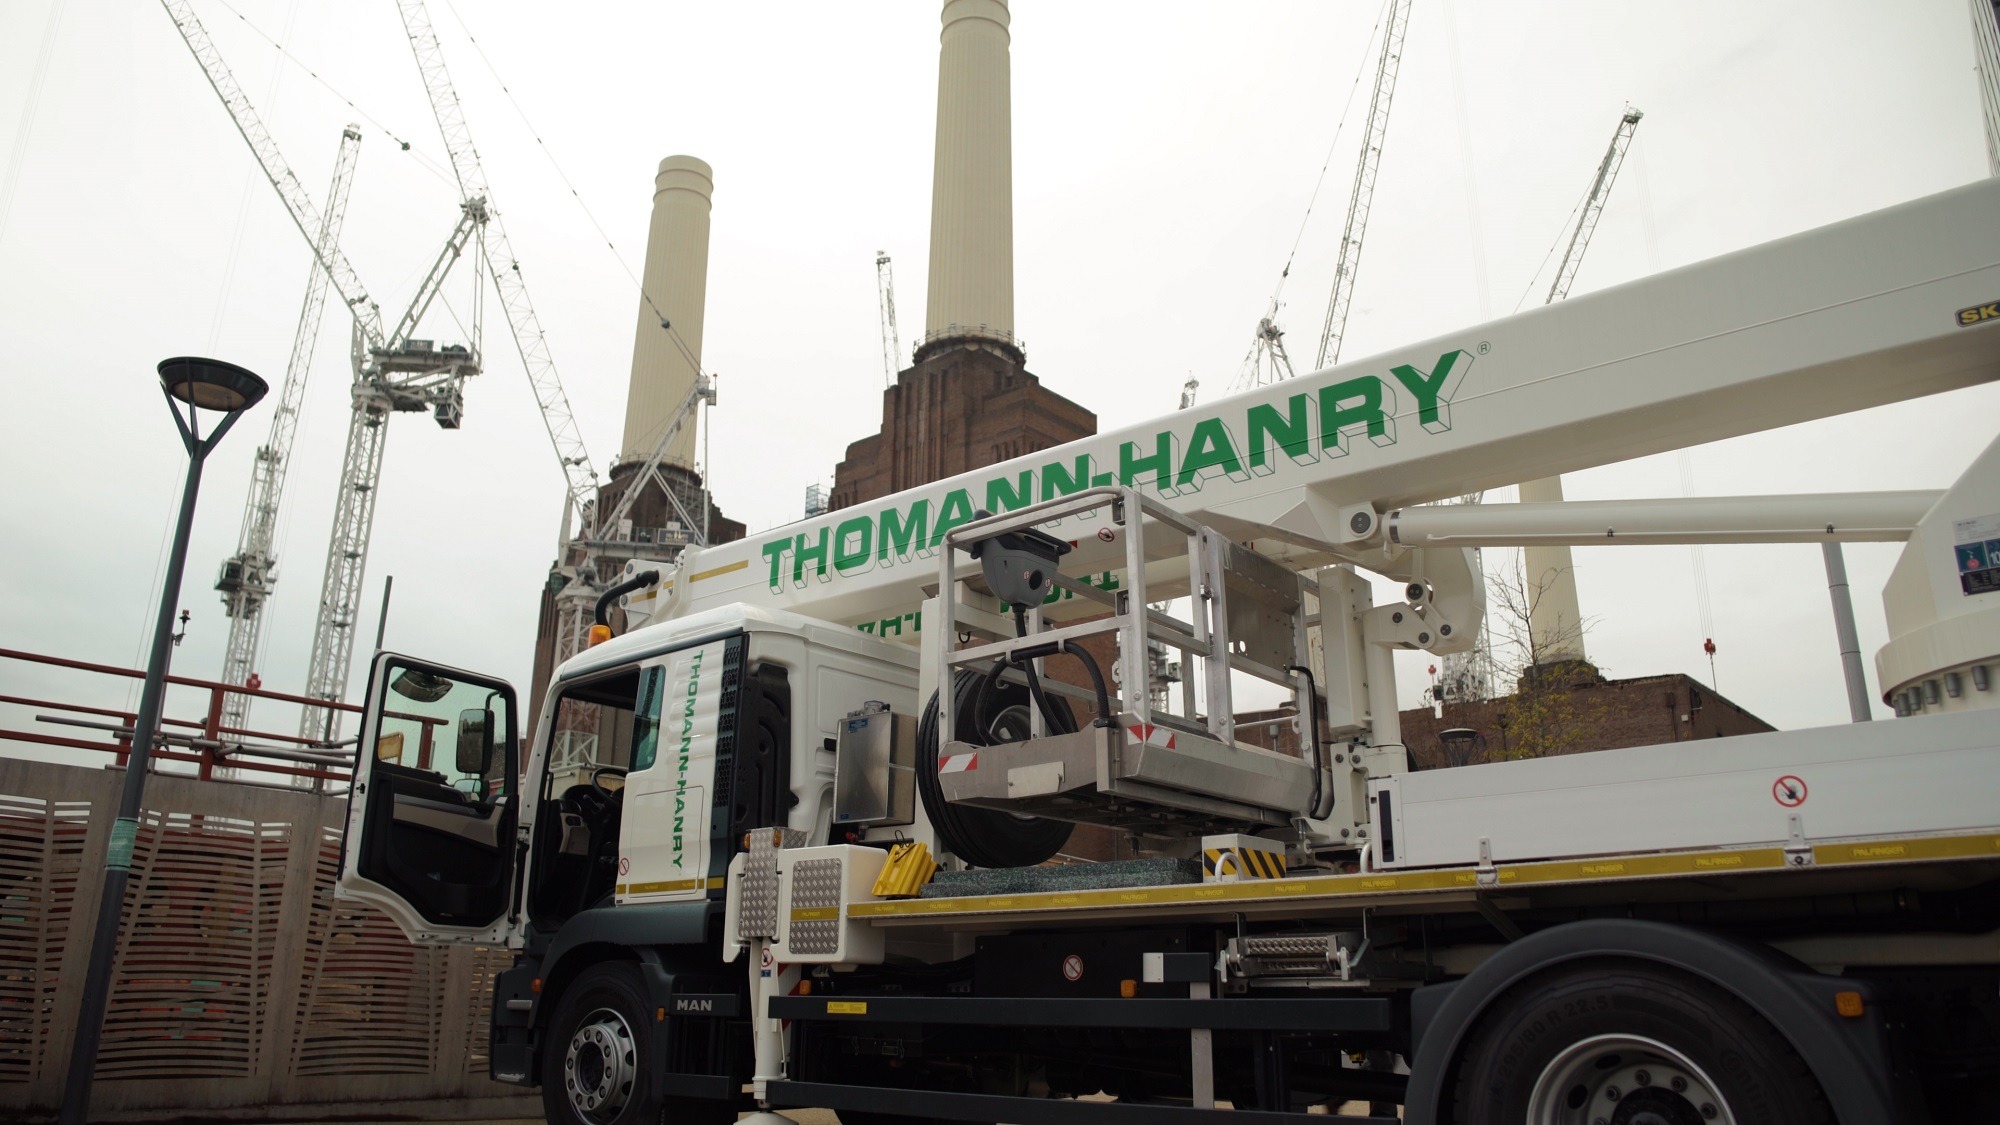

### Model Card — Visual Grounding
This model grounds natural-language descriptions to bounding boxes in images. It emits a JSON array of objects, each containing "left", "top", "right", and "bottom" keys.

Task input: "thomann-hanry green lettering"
[{"left": 759, "top": 349, "right": 1473, "bottom": 590}]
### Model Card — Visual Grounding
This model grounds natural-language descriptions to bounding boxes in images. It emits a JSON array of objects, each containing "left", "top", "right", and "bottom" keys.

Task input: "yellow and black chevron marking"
[{"left": 1204, "top": 846, "right": 1288, "bottom": 881}]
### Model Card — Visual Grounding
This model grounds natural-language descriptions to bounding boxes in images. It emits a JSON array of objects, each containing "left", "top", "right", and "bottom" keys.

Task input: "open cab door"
[{"left": 338, "top": 652, "right": 523, "bottom": 946}]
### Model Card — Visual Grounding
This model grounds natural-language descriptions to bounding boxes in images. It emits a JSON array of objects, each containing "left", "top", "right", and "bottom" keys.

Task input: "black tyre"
[
  {"left": 1447, "top": 961, "right": 1834, "bottom": 1125},
  {"left": 540, "top": 962, "right": 734, "bottom": 1125},
  {"left": 916, "top": 670, "right": 1076, "bottom": 870}
]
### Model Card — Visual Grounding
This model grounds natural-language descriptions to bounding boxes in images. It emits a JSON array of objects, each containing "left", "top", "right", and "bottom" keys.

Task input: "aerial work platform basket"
[{"left": 933, "top": 488, "right": 1338, "bottom": 839}]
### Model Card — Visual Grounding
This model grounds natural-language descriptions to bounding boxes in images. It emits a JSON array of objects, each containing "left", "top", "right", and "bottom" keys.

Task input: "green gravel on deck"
[{"left": 920, "top": 857, "right": 1202, "bottom": 898}]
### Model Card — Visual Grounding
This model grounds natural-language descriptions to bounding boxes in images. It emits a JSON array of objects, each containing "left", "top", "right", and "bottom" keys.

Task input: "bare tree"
[{"left": 1484, "top": 551, "right": 1607, "bottom": 759}]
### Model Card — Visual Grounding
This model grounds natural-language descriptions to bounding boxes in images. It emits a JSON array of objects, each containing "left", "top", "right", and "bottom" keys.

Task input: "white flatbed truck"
[{"left": 337, "top": 177, "right": 2000, "bottom": 1124}]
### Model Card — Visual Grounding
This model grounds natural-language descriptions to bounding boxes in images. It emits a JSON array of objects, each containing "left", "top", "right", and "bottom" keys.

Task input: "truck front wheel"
[
  {"left": 1447, "top": 962, "right": 1834, "bottom": 1125},
  {"left": 541, "top": 962, "right": 733, "bottom": 1125}
]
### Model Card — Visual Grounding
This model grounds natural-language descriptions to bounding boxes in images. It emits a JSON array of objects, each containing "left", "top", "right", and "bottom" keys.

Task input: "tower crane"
[
  {"left": 213, "top": 125, "right": 362, "bottom": 733},
  {"left": 877, "top": 251, "right": 902, "bottom": 388},
  {"left": 1316, "top": 0, "right": 1412, "bottom": 369},
  {"left": 1225, "top": 0, "right": 1410, "bottom": 401},
  {"left": 395, "top": 1, "right": 719, "bottom": 702},
  {"left": 161, "top": 0, "right": 489, "bottom": 744}
]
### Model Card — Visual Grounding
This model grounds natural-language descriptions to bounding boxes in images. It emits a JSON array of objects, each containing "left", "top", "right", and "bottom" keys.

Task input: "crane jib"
[{"left": 757, "top": 350, "right": 1473, "bottom": 592}]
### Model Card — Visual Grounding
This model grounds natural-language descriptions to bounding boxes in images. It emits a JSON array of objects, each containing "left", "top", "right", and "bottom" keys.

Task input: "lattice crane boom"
[
  {"left": 215, "top": 126, "right": 363, "bottom": 733},
  {"left": 1316, "top": 0, "right": 1412, "bottom": 370},
  {"left": 397, "top": 0, "right": 599, "bottom": 539},
  {"left": 594, "top": 374, "right": 716, "bottom": 541},
  {"left": 1547, "top": 108, "right": 1644, "bottom": 305},
  {"left": 877, "top": 252, "right": 902, "bottom": 388},
  {"left": 159, "top": 0, "right": 385, "bottom": 349}
]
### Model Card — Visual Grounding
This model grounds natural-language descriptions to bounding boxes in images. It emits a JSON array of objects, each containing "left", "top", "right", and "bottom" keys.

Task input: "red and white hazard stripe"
[
  {"left": 1126, "top": 723, "right": 1176, "bottom": 750},
  {"left": 940, "top": 752, "right": 979, "bottom": 773}
]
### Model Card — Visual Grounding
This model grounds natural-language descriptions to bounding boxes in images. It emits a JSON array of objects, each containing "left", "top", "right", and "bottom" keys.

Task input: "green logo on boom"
[{"left": 760, "top": 349, "right": 1473, "bottom": 590}]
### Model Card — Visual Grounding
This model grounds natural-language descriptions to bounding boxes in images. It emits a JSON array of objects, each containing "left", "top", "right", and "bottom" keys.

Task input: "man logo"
[
  {"left": 674, "top": 998, "right": 715, "bottom": 1013},
  {"left": 1956, "top": 301, "right": 2000, "bottom": 327}
]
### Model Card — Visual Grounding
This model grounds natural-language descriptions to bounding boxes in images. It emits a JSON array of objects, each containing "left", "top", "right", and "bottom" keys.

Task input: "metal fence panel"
[{"left": 0, "top": 757, "right": 520, "bottom": 1114}]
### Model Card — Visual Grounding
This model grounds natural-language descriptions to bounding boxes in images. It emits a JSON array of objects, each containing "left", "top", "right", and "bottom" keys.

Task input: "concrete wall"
[{"left": 0, "top": 757, "right": 527, "bottom": 1116}]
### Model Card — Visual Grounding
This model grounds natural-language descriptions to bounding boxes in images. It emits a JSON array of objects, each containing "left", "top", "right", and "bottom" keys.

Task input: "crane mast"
[
  {"left": 1316, "top": 0, "right": 1412, "bottom": 370},
  {"left": 876, "top": 252, "right": 902, "bottom": 388},
  {"left": 215, "top": 125, "right": 362, "bottom": 733}
]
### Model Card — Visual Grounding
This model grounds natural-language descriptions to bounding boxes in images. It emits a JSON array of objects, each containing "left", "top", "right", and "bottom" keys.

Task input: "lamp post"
[{"left": 60, "top": 358, "right": 267, "bottom": 1124}]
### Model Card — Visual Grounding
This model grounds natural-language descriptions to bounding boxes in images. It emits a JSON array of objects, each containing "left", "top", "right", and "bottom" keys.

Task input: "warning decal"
[
  {"left": 1773, "top": 775, "right": 1808, "bottom": 808},
  {"left": 1953, "top": 513, "right": 2000, "bottom": 597}
]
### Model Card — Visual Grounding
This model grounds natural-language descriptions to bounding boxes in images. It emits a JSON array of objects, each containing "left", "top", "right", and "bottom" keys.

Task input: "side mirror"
[{"left": 457, "top": 708, "right": 495, "bottom": 776}]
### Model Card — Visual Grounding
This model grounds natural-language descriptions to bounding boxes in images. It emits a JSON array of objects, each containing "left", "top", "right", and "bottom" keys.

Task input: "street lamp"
[{"left": 60, "top": 358, "right": 267, "bottom": 1124}]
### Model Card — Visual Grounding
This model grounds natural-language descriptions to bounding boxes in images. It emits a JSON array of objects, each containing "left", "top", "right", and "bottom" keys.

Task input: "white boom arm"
[{"left": 625, "top": 179, "right": 2000, "bottom": 642}]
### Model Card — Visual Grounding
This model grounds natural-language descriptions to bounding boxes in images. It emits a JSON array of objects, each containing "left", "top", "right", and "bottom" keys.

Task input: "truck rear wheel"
[
  {"left": 540, "top": 962, "right": 733, "bottom": 1125},
  {"left": 1447, "top": 961, "right": 1834, "bottom": 1125}
]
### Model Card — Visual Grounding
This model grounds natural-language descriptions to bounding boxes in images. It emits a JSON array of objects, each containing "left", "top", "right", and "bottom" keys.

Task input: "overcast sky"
[{"left": 1, "top": 0, "right": 1994, "bottom": 768}]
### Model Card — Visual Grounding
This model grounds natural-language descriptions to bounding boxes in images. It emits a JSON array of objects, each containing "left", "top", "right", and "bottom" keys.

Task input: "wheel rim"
[
  {"left": 563, "top": 1006, "right": 638, "bottom": 1122},
  {"left": 1527, "top": 1033, "right": 1736, "bottom": 1125}
]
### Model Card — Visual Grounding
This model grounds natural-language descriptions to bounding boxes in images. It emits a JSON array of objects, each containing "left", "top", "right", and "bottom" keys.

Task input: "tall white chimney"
[
  {"left": 924, "top": 0, "right": 1014, "bottom": 346},
  {"left": 621, "top": 155, "right": 712, "bottom": 467},
  {"left": 1518, "top": 475, "right": 1589, "bottom": 665}
]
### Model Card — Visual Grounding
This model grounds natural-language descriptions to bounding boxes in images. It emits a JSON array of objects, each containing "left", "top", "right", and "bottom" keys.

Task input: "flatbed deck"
[{"left": 843, "top": 827, "right": 2000, "bottom": 930}]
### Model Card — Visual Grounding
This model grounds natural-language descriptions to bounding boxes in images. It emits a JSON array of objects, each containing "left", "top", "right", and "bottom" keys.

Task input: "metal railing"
[{"left": 0, "top": 647, "right": 443, "bottom": 786}]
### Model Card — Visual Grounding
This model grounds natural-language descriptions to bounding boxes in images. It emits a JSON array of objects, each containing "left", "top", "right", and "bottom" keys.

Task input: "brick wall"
[
  {"left": 830, "top": 341, "right": 1096, "bottom": 509},
  {"left": 1400, "top": 672, "right": 1773, "bottom": 769}
]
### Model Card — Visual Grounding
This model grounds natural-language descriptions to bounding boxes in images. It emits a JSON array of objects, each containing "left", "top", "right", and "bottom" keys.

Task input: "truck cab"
[{"left": 339, "top": 604, "right": 939, "bottom": 1121}]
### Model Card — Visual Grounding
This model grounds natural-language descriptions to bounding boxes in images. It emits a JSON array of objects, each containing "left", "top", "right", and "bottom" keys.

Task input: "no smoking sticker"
[
  {"left": 1061, "top": 954, "right": 1084, "bottom": 982},
  {"left": 1773, "top": 775, "right": 1808, "bottom": 807}
]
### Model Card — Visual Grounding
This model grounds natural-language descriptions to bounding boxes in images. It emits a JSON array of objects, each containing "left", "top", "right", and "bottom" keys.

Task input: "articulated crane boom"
[
  {"left": 1316, "top": 0, "right": 1412, "bottom": 370},
  {"left": 215, "top": 125, "right": 363, "bottom": 732}
]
